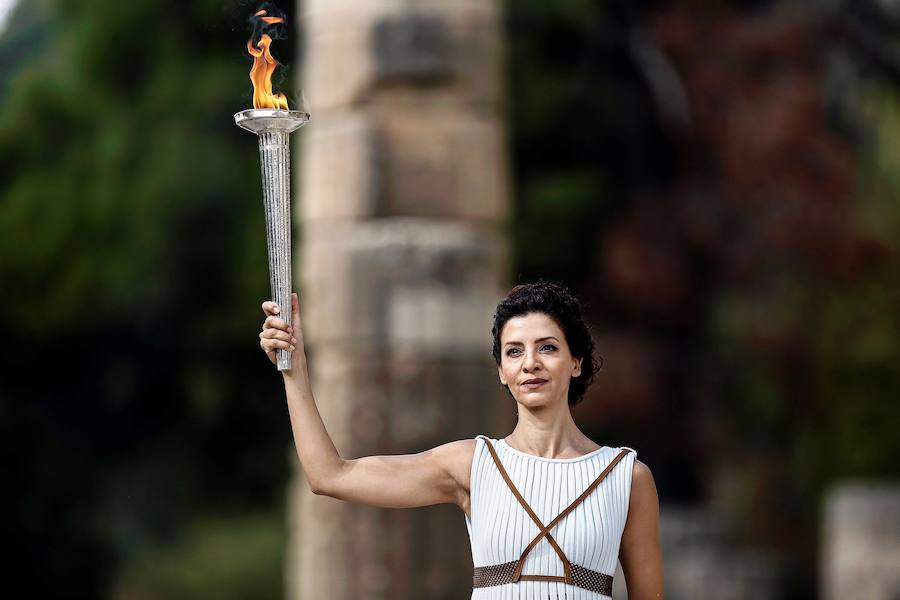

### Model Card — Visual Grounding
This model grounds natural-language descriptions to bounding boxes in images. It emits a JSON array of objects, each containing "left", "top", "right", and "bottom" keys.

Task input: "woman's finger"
[
  {"left": 263, "top": 315, "right": 292, "bottom": 332},
  {"left": 260, "top": 329, "right": 295, "bottom": 344},
  {"left": 261, "top": 338, "right": 296, "bottom": 352},
  {"left": 262, "top": 300, "right": 279, "bottom": 316}
]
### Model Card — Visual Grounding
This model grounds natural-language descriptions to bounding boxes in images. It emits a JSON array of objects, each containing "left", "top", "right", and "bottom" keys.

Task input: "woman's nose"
[{"left": 524, "top": 351, "right": 542, "bottom": 371}]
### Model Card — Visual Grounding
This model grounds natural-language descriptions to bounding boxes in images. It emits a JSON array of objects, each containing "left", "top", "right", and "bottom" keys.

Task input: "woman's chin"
[{"left": 515, "top": 392, "right": 558, "bottom": 409}]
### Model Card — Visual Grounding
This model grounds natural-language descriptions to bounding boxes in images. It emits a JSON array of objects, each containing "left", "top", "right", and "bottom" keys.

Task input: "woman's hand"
[{"left": 259, "top": 292, "right": 305, "bottom": 370}]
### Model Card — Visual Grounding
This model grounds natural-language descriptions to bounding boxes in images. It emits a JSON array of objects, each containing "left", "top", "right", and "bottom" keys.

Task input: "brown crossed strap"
[{"left": 481, "top": 437, "right": 631, "bottom": 585}]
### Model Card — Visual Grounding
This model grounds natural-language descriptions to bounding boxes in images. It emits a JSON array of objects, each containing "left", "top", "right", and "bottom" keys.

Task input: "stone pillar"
[
  {"left": 287, "top": 1, "right": 510, "bottom": 599},
  {"left": 622, "top": 504, "right": 780, "bottom": 600},
  {"left": 821, "top": 483, "right": 900, "bottom": 600}
]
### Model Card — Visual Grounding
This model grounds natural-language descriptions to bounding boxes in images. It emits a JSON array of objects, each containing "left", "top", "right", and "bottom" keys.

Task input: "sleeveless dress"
[{"left": 465, "top": 435, "right": 637, "bottom": 599}]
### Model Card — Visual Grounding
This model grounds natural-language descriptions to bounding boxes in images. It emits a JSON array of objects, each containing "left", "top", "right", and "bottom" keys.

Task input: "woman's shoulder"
[
  {"left": 630, "top": 459, "right": 657, "bottom": 501},
  {"left": 429, "top": 437, "right": 478, "bottom": 492},
  {"left": 435, "top": 437, "right": 478, "bottom": 458}
]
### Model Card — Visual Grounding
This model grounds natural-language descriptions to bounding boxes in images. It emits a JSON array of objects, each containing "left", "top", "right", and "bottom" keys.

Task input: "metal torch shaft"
[
  {"left": 258, "top": 130, "right": 293, "bottom": 371},
  {"left": 234, "top": 108, "right": 308, "bottom": 371}
]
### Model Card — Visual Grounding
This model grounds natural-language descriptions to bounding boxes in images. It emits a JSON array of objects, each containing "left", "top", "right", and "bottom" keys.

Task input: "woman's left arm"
[{"left": 619, "top": 460, "right": 664, "bottom": 600}]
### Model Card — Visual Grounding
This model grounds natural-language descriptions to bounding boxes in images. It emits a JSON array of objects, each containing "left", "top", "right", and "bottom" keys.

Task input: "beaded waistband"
[{"left": 473, "top": 559, "right": 613, "bottom": 596}]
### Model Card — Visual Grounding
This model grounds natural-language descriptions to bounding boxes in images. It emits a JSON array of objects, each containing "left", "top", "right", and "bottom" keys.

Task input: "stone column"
[
  {"left": 287, "top": 1, "right": 510, "bottom": 598},
  {"left": 821, "top": 483, "right": 900, "bottom": 600}
]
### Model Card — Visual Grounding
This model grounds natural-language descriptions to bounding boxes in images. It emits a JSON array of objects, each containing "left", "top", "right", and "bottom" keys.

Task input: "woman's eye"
[
  {"left": 541, "top": 344, "right": 557, "bottom": 352},
  {"left": 506, "top": 348, "right": 521, "bottom": 356}
]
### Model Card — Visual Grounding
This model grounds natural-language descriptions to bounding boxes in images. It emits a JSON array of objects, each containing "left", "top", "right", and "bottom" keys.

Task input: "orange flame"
[
  {"left": 247, "top": 10, "right": 289, "bottom": 110},
  {"left": 255, "top": 9, "right": 283, "bottom": 25}
]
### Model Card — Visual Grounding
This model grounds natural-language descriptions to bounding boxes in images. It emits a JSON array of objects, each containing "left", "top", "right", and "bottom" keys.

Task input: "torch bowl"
[{"left": 234, "top": 109, "right": 310, "bottom": 134}]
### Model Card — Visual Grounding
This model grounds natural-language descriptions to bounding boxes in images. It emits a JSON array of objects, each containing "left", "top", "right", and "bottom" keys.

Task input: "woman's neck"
[{"left": 505, "top": 409, "right": 598, "bottom": 459}]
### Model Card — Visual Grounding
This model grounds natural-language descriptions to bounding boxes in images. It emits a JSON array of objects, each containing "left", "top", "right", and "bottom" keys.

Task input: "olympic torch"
[{"left": 235, "top": 6, "right": 309, "bottom": 371}]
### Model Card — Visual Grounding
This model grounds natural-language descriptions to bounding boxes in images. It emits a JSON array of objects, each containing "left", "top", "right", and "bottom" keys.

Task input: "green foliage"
[
  {"left": 808, "top": 85, "right": 900, "bottom": 487},
  {"left": 513, "top": 171, "right": 606, "bottom": 282},
  {"left": 116, "top": 512, "right": 285, "bottom": 600},
  {"left": 0, "top": 0, "right": 297, "bottom": 596},
  {"left": 506, "top": 0, "right": 608, "bottom": 288},
  {"left": 0, "top": 0, "right": 273, "bottom": 336},
  {"left": 704, "top": 82, "right": 900, "bottom": 548}
]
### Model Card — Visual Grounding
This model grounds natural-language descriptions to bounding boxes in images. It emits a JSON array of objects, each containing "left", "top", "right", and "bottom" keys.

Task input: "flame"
[
  {"left": 247, "top": 10, "right": 289, "bottom": 110},
  {"left": 255, "top": 9, "right": 283, "bottom": 25}
]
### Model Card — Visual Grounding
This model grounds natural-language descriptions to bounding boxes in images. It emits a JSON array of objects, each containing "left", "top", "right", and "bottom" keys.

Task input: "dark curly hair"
[{"left": 491, "top": 281, "right": 602, "bottom": 407}]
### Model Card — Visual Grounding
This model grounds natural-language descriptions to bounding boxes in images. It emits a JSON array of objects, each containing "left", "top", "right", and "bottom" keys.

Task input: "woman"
[{"left": 259, "top": 281, "right": 664, "bottom": 599}]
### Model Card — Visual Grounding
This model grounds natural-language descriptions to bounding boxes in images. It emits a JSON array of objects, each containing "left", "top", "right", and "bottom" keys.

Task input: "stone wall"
[
  {"left": 821, "top": 483, "right": 900, "bottom": 600},
  {"left": 612, "top": 504, "right": 781, "bottom": 600},
  {"left": 288, "top": 1, "right": 510, "bottom": 598}
]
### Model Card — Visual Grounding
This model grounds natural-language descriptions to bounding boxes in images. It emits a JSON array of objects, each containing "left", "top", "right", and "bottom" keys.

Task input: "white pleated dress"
[{"left": 465, "top": 435, "right": 637, "bottom": 600}]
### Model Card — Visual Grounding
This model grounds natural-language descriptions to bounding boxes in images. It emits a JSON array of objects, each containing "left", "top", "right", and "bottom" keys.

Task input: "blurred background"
[{"left": 2, "top": 0, "right": 900, "bottom": 599}]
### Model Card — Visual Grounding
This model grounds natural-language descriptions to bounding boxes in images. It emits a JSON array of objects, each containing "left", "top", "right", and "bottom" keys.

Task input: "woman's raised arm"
[{"left": 259, "top": 294, "right": 473, "bottom": 511}]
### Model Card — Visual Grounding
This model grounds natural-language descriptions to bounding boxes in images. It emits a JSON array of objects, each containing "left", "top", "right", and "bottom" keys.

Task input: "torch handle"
[{"left": 258, "top": 130, "right": 294, "bottom": 371}]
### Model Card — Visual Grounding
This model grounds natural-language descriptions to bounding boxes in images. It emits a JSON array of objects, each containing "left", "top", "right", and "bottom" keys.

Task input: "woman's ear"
[
  {"left": 498, "top": 365, "right": 507, "bottom": 386},
  {"left": 573, "top": 357, "right": 582, "bottom": 378}
]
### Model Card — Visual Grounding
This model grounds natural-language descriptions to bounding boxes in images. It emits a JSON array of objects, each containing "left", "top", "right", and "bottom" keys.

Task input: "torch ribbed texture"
[
  {"left": 234, "top": 108, "right": 307, "bottom": 372},
  {"left": 258, "top": 130, "right": 293, "bottom": 371}
]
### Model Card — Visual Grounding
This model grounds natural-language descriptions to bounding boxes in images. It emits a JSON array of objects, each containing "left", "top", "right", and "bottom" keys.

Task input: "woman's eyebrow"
[{"left": 504, "top": 336, "right": 560, "bottom": 347}]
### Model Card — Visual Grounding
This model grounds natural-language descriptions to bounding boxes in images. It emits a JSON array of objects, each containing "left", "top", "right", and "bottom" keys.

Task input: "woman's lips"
[{"left": 521, "top": 379, "right": 547, "bottom": 389}]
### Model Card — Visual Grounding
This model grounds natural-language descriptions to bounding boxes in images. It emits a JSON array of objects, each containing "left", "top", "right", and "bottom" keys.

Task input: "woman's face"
[{"left": 498, "top": 312, "right": 582, "bottom": 409}]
